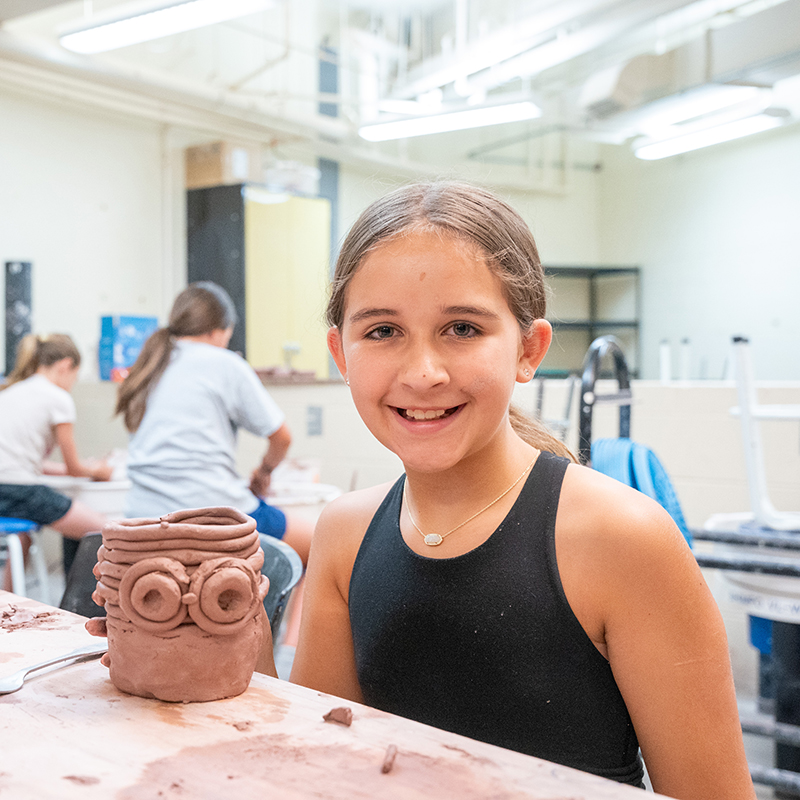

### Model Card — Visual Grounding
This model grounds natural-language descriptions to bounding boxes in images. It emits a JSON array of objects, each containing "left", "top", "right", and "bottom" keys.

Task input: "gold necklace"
[{"left": 404, "top": 456, "right": 537, "bottom": 546}]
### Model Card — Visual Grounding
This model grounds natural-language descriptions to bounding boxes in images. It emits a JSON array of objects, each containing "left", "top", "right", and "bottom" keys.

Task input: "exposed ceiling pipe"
[
  {"left": 389, "top": 0, "right": 767, "bottom": 102},
  {"left": 226, "top": 0, "right": 291, "bottom": 92},
  {"left": 0, "top": 31, "right": 566, "bottom": 194},
  {"left": 0, "top": 29, "right": 347, "bottom": 142},
  {"left": 467, "top": 0, "right": 712, "bottom": 92},
  {"left": 390, "top": 0, "right": 628, "bottom": 100}
]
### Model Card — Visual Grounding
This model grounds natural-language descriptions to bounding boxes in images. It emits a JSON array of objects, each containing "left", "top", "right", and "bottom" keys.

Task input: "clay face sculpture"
[{"left": 92, "top": 507, "right": 269, "bottom": 702}]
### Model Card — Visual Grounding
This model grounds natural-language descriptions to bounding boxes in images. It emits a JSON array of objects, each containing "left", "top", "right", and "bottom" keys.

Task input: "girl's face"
[
  {"left": 328, "top": 229, "right": 551, "bottom": 474},
  {"left": 65, "top": 362, "right": 80, "bottom": 391}
]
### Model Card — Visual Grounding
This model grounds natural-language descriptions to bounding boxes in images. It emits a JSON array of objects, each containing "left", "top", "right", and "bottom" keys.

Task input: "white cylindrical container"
[
  {"left": 659, "top": 340, "right": 671, "bottom": 383},
  {"left": 679, "top": 338, "right": 691, "bottom": 381}
]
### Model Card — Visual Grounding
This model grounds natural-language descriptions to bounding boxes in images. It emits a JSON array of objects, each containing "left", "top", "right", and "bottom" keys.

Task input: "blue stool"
[{"left": 0, "top": 517, "right": 50, "bottom": 604}]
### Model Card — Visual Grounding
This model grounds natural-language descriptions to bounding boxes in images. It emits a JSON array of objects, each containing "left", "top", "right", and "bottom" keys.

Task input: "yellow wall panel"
[{"left": 244, "top": 195, "right": 331, "bottom": 378}]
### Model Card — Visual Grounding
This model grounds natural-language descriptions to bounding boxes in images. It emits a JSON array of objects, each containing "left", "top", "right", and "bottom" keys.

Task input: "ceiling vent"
[
  {"left": 710, "top": 0, "right": 800, "bottom": 86},
  {"left": 579, "top": 0, "right": 800, "bottom": 121},
  {"left": 579, "top": 50, "right": 689, "bottom": 120}
]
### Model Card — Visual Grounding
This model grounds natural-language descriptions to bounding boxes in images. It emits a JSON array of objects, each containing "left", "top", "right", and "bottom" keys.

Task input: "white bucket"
[{"left": 705, "top": 511, "right": 800, "bottom": 624}]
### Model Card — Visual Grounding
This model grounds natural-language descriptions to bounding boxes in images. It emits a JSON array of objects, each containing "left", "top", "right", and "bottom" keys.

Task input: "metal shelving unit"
[{"left": 541, "top": 266, "right": 641, "bottom": 378}]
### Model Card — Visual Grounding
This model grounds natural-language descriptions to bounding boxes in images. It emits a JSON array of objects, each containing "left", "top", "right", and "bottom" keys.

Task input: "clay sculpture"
[{"left": 92, "top": 506, "right": 269, "bottom": 702}]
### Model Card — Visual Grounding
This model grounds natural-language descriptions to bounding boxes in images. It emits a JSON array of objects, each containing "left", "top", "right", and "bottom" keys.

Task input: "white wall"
[
  {"left": 0, "top": 87, "right": 180, "bottom": 376},
  {"left": 336, "top": 138, "right": 604, "bottom": 266},
  {"left": 597, "top": 123, "right": 800, "bottom": 381}
]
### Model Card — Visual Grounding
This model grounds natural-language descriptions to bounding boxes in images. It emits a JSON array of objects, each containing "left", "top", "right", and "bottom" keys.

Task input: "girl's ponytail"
[
  {"left": 3, "top": 333, "right": 81, "bottom": 389},
  {"left": 115, "top": 328, "right": 174, "bottom": 432},
  {"left": 4, "top": 334, "right": 40, "bottom": 387},
  {"left": 509, "top": 405, "right": 577, "bottom": 462}
]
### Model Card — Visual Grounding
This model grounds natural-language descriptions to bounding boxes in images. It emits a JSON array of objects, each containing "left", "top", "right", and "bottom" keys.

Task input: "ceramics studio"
[{"left": 2, "top": 2, "right": 800, "bottom": 798}]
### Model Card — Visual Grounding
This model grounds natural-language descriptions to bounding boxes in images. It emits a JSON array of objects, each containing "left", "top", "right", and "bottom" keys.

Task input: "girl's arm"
[
  {"left": 289, "top": 486, "right": 389, "bottom": 702},
  {"left": 53, "top": 422, "right": 112, "bottom": 481},
  {"left": 559, "top": 468, "right": 755, "bottom": 800},
  {"left": 249, "top": 423, "right": 292, "bottom": 498}
]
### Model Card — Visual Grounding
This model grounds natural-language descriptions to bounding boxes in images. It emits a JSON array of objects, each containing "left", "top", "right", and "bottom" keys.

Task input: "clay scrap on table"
[
  {"left": 381, "top": 744, "right": 398, "bottom": 774},
  {"left": 91, "top": 506, "right": 268, "bottom": 703},
  {"left": 322, "top": 706, "right": 353, "bottom": 726},
  {"left": 1, "top": 604, "right": 64, "bottom": 632}
]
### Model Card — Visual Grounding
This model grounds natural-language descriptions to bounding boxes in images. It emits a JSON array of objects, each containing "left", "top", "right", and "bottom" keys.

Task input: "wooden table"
[{"left": 0, "top": 591, "right": 664, "bottom": 799}]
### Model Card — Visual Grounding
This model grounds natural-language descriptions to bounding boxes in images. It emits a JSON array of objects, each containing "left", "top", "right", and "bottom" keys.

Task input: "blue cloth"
[
  {"left": 249, "top": 498, "right": 287, "bottom": 540},
  {"left": 749, "top": 615, "right": 773, "bottom": 655},
  {"left": 590, "top": 438, "right": 692, "bottom": 545}
]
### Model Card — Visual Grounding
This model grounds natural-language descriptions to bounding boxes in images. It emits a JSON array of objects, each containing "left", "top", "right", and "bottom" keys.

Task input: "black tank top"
[{"left": 349, "top": 451, "right": 644, "bottom": 787}]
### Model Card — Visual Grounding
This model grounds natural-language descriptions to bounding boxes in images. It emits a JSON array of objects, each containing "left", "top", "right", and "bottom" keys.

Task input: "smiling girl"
[{"left": 281, "top": 182, "right": 752, "bottom": 798}]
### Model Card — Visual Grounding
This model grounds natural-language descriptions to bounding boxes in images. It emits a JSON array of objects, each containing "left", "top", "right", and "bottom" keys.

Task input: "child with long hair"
[
  {"left": 278, "top": 182, "right": 754, "bottom": 798},
  {"left": 0, "top": 334, "right": 111, "bottom": 590},
  {"left": 115, "top": 281, "right": 312, "bottom": 564}
]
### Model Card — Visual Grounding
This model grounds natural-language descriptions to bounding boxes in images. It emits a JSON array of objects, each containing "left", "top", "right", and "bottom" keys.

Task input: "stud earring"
[
  {"left": 345, "top": 377, "right": 350, "bottom": 386},
  {"left": 524, "top": 369, "right": 531, "bottom": 378}
]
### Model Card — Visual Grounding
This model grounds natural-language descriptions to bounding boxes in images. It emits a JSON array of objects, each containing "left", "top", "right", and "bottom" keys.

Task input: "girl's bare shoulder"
[
  {"left": 555, "top": 462, "right": 700, "bottom": 652},
  {"left": 313, "top": 479, "right": 399, "bottom": 555},
  {"left": 557, "top": 461, "right": 689, "bottom": 560},
  {"left": 319, "top": 479, "right": 397, "bottom": 525}
]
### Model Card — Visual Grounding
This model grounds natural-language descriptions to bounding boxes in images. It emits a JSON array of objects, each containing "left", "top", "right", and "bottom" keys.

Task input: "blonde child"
[
  {"left": 279, "top": 182, "right": 754, "bottom": 799},
  {"left": 0, "top": 334, "right": 111, "bottom": 591}
]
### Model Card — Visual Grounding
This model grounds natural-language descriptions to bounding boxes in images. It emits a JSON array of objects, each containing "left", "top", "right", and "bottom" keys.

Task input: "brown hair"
[
  {"left": 115, "top": 281, "right": 237, "bottom": 432},
  {"left": 327, "top": 181, "right": 576, "bottom": 461},
  {"left": 3, "top": 333, "right": 81, "bottom": 388}
]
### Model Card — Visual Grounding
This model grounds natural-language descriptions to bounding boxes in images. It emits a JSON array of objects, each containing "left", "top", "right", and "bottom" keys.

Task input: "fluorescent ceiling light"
[
  {"left": 359, "top": 101, "right": 541, "bottom": 142},
  {"left": 634, "top": 113, "right": 784, "bottom": 160},
  {"left": 585, "top": 83, "right": 771, "bottom": 143},
  {"left": 60, "top": 0, "right": 272, "bottom": 55},
  {"left": 635, "top": 85, "right": 765, "bottom": 134}
]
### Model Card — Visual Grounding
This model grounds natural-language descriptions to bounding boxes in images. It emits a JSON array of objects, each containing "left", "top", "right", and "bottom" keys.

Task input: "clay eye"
[
  {"left": 186, "top": 558, "right": 262, "bottom": 635},
  {"left": 117, "top": 558, "right": 190, "bottom": 632}
]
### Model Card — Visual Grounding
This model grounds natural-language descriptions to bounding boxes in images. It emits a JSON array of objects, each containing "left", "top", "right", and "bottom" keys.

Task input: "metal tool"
[{"left": 0, "top": 642, "right": 107, "bottom": 695}]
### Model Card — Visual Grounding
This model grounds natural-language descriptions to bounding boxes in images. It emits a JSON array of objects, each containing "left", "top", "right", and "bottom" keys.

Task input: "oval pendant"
[{"left": 424, "top": 533, "right": 443, "bottom": 546}]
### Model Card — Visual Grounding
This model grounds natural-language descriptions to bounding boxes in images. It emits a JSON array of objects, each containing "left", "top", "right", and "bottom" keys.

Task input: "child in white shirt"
[{"left": 0, "top": 334, "right": 111, "bottom": 591}]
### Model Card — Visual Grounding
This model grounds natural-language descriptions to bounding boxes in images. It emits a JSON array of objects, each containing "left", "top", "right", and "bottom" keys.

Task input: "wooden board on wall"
[{"left": 244, "top": 194, "right": 331, "bottom": 378}]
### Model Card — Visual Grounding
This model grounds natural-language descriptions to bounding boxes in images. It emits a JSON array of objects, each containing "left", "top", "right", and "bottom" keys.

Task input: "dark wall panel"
[
  {"left": 4, "top": 261, "right": 32, "bottom": 375},
  {"left": 186, "top": 185, "right": 247, "bottom": 357}
]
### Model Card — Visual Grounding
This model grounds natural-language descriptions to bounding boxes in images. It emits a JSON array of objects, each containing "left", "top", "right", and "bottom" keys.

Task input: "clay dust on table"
[{"left": 118, "top": 733, "right": 537, "bottom": 800}]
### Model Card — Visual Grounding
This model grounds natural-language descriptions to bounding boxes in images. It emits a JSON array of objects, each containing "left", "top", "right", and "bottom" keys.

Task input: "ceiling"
[
  {"left": 0, "top": 0, "right": 70, "bottom": 20},
  {"left": 2, "top": 0, "right": 800, "bottom": 179}
]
